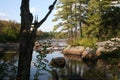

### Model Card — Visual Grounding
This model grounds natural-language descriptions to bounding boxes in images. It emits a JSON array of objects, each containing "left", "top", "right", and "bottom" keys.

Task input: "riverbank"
[{"left": 0, "top": 43, "right": 19, "bottom": 53}]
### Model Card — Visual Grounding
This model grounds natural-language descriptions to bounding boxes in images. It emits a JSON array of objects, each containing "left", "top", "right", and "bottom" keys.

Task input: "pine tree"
[
  {"left": 53, "top": 0, "right": 88, "bottom": 40},
  {"left": 86, "top": 0, "right": 111, "bottom": 41}
]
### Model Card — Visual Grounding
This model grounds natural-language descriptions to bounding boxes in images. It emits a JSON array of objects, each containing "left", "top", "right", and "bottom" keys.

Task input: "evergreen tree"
[
  {"left": 53, "top": 0, "right": 88, "bottom": 40},
  {"left": 86, "top": 0, "right": 111, "bottom": 41}
]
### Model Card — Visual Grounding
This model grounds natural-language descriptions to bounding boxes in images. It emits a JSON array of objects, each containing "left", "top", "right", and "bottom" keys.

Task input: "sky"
[{"left": 0, "top": 0, "right": 58, "bottom": 32}]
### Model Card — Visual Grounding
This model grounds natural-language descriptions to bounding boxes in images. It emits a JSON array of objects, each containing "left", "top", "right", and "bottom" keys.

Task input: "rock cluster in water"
[
  {"left": 96, "top": 38, "right": 120, "bottom": 56},
  {"left": 63, "top": 38, "right": 120, "bottom": 60}
]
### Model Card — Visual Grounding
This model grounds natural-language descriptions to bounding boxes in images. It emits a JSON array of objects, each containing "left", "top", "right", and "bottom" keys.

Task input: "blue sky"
[{"left": 0, "top": 0, "right": 57, "bottom": 32}]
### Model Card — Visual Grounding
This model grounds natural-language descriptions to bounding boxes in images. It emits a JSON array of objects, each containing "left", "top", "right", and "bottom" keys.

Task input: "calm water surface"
[
  {"left": 30, "top": 51, "right": 64, "bottom": 80},
  {"left": 30, "top": 50, "right": 120, "bottom": 80}
]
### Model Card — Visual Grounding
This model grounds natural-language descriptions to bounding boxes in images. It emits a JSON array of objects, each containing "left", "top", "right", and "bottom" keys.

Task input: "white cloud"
[
  {"left": 30, "top": 7, "right": 39, "bottom": 13},
  {"left": 0, "top": 12, "right": 9, "bottom": 21}
]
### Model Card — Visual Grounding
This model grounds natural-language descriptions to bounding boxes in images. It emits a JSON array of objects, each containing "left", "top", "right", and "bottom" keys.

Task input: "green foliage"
[
  {"left": 53, "top": 0, "right": 88, "bottom": 39},
  {"left": 0, "top": 20, "right": 20, "bottom": 42},
  {"left": 54, "top": 32, "right": 67, "bottom": 39},
  {"left": 101, "top": 6, "right": 120, "bottom": 38},
  {"left": 70, "top": 37, "right": 98, "bottom": 48},
  {"left": 3, "top": 27, "right": 18, "bottom": 41},
  {"left": 86, "top": 0, "right": 120, "bottom": 41},
  {"left": 53, "top": 0, "right": 120, "bottom": 47}
]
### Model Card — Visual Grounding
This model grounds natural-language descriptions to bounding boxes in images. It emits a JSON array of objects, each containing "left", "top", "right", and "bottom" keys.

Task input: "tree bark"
[
  {"left": 17, "top": 0, "right": 57, "bottom": 80},
  {"left": 17, "top": 0, "right": 33, "bottom": 80}
]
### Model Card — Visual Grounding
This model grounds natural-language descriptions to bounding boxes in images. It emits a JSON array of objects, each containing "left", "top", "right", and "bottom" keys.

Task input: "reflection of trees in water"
[
  {"left": 0, "top": 62, "right": 17, "bottom": 80},
  {"left": 65, "top": 58, "right": 88, "bottom": 79},
  {"left": 32, "top": 50, "right": 120, "bottom": 80},
  {"left": 33, "top": 51, "right": 48, "bottom": 80},
  {"left": 83, "top": 65, "right": 120, "bottom": 80},
  {"left": 82, "top": 58, "right": 120, "bottom": 80},
  {"left": 49, "top": 69, "right": 59, "bottom": 80},
  {"left": 33, "top": 50, "right": 66, "bottom": 80},
  {"left": 64, "top": 57, "right": 120, "bottom": 80},
  {"left": 0, "top": 53, "right": 18, "bottom": 80},
  {"left": 83, "top": 68, "right": 107, "bottom": 80}
]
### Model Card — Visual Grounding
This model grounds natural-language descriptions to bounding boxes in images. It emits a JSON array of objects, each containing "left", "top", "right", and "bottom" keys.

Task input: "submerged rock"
[{"left": 50, "top": 57, "right": 66, "bottom": 68}]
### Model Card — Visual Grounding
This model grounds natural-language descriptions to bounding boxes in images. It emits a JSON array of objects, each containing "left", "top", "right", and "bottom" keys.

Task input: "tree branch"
[{"left": 36, "top": 0, "right": 57, "bottom": 29}]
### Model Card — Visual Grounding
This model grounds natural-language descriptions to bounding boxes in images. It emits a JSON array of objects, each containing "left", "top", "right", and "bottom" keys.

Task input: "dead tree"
[{"left": 16, "top": 0, "right": 57, "bottom": 80}]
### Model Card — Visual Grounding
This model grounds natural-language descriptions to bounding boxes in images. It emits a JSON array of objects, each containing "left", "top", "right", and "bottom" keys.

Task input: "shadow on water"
[{"left": 1, "top": 45, "right": 120, "bottom": 80}]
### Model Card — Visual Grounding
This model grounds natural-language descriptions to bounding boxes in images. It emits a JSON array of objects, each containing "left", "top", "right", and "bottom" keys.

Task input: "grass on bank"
[{"left": 70, "top": 37, "right": 98, "bottom": 48}]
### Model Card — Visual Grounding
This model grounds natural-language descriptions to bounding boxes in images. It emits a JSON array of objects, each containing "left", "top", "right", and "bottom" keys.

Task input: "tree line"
[
  {"left": 36, "top": 30, "right": 67, "bottom": 39},
  {"left": 0, "top": 20, "right": 57, "bottom": 42}
]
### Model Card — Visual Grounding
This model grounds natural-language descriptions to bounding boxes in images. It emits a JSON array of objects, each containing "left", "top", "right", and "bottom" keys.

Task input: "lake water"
[
  {"left": 29, "top": 50, "right": 120, "bottom": 80},
  {"left": 0, "top": 40, "right": 120, "bottom": 80},
  {"left": 30, "top": 51, "right": 64, "bottom": 80}
]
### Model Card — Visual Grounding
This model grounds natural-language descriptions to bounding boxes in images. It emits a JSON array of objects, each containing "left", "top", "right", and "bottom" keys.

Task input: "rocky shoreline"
[
  {"left": 0, "top": 43, "right": 19, "bottom": 53},
  {"left": 63, "top": 38, "right": 120, "bottom": 60}
]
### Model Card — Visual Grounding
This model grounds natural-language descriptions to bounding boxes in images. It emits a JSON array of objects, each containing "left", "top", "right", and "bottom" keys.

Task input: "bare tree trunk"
[
  {"left": 17, "top": 0, "right": 34, "bottom": 80},
  {"left": 79, "top": 22, "right": 83, "bottom": 38},
  {"left": 78, "top": 0, "right": 83, "bottom": 38},
  {"left": 74, "top": 1, "right": 78, "bottom": 38},
  {"left": 16, "top": 0, "right": 57, "bottom": 80}
]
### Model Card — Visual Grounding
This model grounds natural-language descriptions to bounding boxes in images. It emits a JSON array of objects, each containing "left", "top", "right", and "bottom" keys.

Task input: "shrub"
[{"left": 70, "top": 37, "right": 98, "bottom": 48}]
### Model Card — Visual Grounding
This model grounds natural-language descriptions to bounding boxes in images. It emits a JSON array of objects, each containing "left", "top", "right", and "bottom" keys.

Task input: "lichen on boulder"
[{"left": 95, "top": 38, "right": 120, "bottom": 57}]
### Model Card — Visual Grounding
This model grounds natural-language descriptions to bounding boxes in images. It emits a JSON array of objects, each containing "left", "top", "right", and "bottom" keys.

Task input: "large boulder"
[
  {"left": 81, "top": 47, "right": 95, "bottom": 60},
  {"left": 63, "top": 46, "right": 85, "bottom": 56},
  {"left": 95, "top": 38, "right": 120, "bottom": 57},
  {"left": 50, "top": 57, "right": 66, "bottom": 68},
  {"left": 96, "top": 47, "right": 104, "bottom": 57}
]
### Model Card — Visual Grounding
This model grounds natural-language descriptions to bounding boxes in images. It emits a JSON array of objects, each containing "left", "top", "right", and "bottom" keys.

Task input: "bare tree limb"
[{"left": 36, "top": 0, "right": 57, "bottom": 29}]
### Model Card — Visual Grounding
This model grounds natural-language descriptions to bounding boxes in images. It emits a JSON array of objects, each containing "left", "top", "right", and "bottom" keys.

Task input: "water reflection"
[
  {"left": 64, "top": 55, "right": 120, "bottom": 80},
  {"left": 31, "top": 51, "right": 49, "bottom": 80},
  {"left": 0, "top": 53, "right": 18, "bottom": 80},
  {"left": 30, "top": 50, "right": 120, "bottom": 80},
  {"left": 0, "top": 49, "right": 120, "bottom": 80},
  {"left": 31, "top": 51, "right": 64, "bottom": 80}
]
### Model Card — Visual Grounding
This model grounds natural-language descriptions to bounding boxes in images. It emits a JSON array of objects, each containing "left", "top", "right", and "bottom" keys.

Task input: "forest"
[{"left": 53, "top": 0, "right": 120, "bottom": 47}]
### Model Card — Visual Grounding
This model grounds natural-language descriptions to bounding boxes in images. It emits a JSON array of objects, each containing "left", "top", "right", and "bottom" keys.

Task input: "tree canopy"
[{"left": 53, "top": 0, "right": 120, "bottom": 46}]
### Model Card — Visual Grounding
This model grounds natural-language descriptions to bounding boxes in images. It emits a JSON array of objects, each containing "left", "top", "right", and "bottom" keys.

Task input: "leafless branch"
[{"left": 36, "top": 0, "right": 57, "bottom": 29}]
